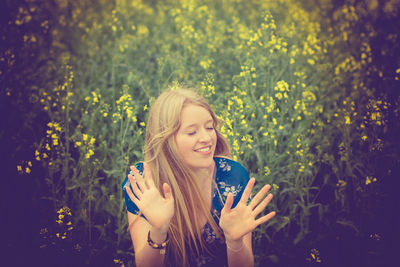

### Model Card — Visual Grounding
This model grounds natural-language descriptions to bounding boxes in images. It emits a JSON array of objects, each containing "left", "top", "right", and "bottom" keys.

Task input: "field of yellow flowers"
[{"left": 2, "top": 0, "right": 399, "bottom": 266}]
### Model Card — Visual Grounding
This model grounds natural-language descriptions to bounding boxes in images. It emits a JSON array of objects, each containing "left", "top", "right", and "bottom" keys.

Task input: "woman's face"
[{"left": 175, "top": 104, "right": 217, "bottom": 171}]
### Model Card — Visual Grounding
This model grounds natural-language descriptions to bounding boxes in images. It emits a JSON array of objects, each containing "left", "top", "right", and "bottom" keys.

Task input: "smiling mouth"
[{"left": 195, "top": 146, "right": 211, "bottom": 152}]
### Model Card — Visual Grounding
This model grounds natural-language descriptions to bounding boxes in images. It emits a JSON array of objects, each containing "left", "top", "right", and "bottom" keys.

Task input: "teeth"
[{"left": 197, "top": 147, "right": 210, "bottom": 152}]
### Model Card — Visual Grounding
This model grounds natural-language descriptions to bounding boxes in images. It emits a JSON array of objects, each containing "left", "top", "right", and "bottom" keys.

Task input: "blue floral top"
[{"left": 122, "top": 157, "right": 250, "bottom": 267}]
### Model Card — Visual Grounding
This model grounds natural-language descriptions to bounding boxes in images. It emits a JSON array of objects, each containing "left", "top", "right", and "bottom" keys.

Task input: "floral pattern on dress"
[
  {"left": 218, "top": 181, "right": 243, "bottom": 197},
  {"left": 194, "top": 208, "right": 226, "bottom": 266},
  {"left": 218, "top": 158, "right": 232, "bottom": 172}
]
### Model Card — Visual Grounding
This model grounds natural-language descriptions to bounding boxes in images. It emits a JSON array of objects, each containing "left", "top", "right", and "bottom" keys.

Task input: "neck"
[{"left": 191, "top": 162, "right": 215, "bottom": 189}]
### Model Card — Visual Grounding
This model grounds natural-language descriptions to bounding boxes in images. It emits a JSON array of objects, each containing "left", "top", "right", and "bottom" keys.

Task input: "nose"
[{"left": 198, "top": 128, "right": 212, "bottom": 143}]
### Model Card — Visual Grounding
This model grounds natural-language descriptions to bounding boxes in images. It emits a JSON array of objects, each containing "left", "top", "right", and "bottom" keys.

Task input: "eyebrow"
[{"left": 182, "top": 119, "right": 214, "bottom": 130}]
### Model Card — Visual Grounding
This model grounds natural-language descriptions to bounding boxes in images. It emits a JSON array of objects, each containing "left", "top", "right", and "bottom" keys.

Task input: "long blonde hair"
[{"left": 144, "top": 87, "right": 230, "bottom": 265}]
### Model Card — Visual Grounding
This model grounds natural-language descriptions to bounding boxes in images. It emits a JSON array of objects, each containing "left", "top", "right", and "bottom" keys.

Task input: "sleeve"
[
  {"left": 214, "top": 157, "right": 250, "bottom": 210},
  {"left": 229, "top": 160, "right": 250, "bottom": 209},
  {"left": 121, "top": 162, "right": 144, "bottom": 215}
]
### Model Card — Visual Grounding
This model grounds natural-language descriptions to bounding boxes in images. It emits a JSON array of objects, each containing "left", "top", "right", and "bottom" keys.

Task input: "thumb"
[
  {"left": 223, "top": 193, "right": 234, "bottom": 213},
  {"left": 162, "top": 183, "right": 173, "bottom": 200}
]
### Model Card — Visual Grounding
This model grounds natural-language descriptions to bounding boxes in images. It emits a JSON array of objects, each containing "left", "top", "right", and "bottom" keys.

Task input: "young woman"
[{"left": 122, "top": 87, "right": 276, "bottom": 266}]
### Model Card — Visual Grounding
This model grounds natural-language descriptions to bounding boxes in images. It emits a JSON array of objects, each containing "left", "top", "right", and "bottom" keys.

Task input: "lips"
[{"left": 194, "top": 146, "right": 211, "bottom": 152}]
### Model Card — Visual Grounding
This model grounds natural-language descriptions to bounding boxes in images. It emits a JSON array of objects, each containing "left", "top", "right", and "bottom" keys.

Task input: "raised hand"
[
  {"left": 219, "top": 178, "right": 276, "bottom": 242},
  {"left": 125, "top": 163, "right": 174, "bottom": 233}
]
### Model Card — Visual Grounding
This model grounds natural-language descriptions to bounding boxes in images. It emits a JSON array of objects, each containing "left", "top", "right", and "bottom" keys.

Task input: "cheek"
[
  {"left": 176, "top": 135, "right": 193, "bottom": 153},
  {"left": 212, "top": 131, "right": 217, "bottom": 142}
]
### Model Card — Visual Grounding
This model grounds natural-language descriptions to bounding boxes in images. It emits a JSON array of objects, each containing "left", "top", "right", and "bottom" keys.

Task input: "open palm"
[
  {"left": 125, "top": 163, "right": 174, "bottom": 232},
  {"left": 219, "top": 178, "right": 276, "bottom": 242}
]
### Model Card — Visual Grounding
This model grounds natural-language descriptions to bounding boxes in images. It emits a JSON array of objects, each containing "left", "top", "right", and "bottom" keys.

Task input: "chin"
[{"left": 188, "top": 158, "right": 214, "bottom": 170}]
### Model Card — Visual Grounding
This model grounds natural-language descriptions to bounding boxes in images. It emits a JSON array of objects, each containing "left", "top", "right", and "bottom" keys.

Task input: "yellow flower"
[
  {"left": 17, "top": 165, "right": 22, "bottom": 172},
  {"left": 264, "top": 166, "right": 271, "bottom": 176},
  {"left": 75, "top": 141, "right": 82, "bottom": 147},
  {"left": 83, "top": 134, "right": 88, "bottom": 142},
  {"left": 140, "top": 122, "right": 146, "bottom": 127},
  {"left": 362, "top": 135, "right": 367, "bottom": 140},
  {"left": 85, "top": 149, "right": 94, "bottom": 159},
  {"left": 344, "top": 116, "right": 351, "bottom": 124},
  {"left": 275, "top": 80, "right": 289, "bottom": 92},
  {"left": 366, "top": 176, "right": 377, "bottom": 185},
  {"left": 89, "top": 137, "right": 95, "bottom": 145}
]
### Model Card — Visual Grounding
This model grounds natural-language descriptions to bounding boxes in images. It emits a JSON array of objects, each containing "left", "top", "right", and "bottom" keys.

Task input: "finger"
[
  {"left": 249, "top": 184, "right": 271, "bottom": 210},
  {"left": 239, "top": 178, "right": 255, "bottom": 204},
  {"left": 128, "top": 173, "right": 143, "bottom": 200},
  {"left": 125, "top": 184, "right": 140, "bottom": 205},
  {"left": 162, "top": 183, "right": 173, "bottom": 200},
  {"left": 223, "top": 193, "right": 234, "bottom": 213},
  {"left": 143, "top": 163, "right": 156, "bottom": 188},
  {"left": 131, "top": 165, "right": 147, "bottom": 191},
  {"left": 255, "top": 211, "right": 276, "bottom": 226},
  {"left": 252, "top": 193, "right": 273, "bottom": 216}
]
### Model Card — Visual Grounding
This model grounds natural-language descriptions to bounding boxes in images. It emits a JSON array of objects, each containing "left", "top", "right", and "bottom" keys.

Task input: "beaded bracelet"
[
  {"left": 147, "top": 231, "right": 169, "bottom": 254},
  {"left": 226, "top": 241, "right": 244, "bottom": 252}
]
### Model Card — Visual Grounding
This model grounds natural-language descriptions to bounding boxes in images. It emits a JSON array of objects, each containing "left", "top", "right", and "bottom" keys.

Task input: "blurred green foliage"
[{"left": 3, "top": 0, "right": 399, "bottom": 266}]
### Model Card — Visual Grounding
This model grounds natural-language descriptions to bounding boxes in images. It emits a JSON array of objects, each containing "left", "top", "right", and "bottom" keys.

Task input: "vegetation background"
[{"left": 1, "top": 0, "right": 399, "bottom": 266}]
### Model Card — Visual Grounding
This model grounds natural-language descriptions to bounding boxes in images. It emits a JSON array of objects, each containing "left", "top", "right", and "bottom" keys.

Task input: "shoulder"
[
  {"left": 121, "top": 162, "right": 144, "bottom": 216},
  {"left": 213, "top": 156, "right": 249, "bottom": 190},
  {"left": 214, "top": 157, "right": 249, "bottom": 181},
  {"left": 213, "top": 157, "right": 250, "bottom": 209}
]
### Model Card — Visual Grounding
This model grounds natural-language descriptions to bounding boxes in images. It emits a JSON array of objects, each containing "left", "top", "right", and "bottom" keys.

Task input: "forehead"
[{"left": 180, "top": 104, "right": 213, "bottom": 126}]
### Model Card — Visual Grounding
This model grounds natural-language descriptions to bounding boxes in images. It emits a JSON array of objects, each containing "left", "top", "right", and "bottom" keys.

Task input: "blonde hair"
[{"left": 143, "top": 87, "right": 230, "bottom": 266}]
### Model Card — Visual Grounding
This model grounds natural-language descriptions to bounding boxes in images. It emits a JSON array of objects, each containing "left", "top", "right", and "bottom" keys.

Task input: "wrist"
[
  {"left": 225, "top": 237, "right": 244, "bottom": 252},
  {"left": 149, "top": 226, "right": 168, "bottom": 243}
]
